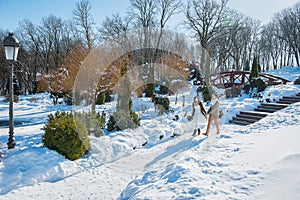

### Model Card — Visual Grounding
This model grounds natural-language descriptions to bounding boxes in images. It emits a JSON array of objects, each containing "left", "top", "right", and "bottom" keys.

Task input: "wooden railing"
[{"left": 210, "top": 71, "right": 290, "bottom": 88}]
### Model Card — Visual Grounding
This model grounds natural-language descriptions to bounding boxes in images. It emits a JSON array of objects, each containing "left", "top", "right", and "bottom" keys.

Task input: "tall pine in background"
[
  {"left": 244, "top": 60, "right": 250, "bottom": 71},
  {"left": 257, "top": 56, "right": 262, "bottom": 72},
  {"left": 250, "top": 56, "right": 259, "bottom": 81}
]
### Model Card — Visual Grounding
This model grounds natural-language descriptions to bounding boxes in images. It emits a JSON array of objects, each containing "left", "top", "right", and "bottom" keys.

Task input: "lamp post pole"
[
  {"left": 8, "top": 61, "right": 15, "bottom": 149},
  {"left": 3, "top": 32, "right": 19, "bottom": 149}
]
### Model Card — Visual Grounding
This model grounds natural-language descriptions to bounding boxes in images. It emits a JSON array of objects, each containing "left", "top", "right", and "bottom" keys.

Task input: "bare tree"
[
  {"left": 0, "top": 29, "right": 9, "bottom": 95},
  {"left": 258, "top": 2, "right": 300, "bottom": 70},
  {"left": 99, "top": 13, "right": 132, "bottom": 51},
  {"left": 129, "top": 0, "right": 157, "bottom": 49},
  {"left": 185, "top": 0, "right": 229, "bottom": 84},
  {"left": 41, "top": 15, "right": 64, "bottom": 68},
  {"left": 156, "top": 0, "right": 182, "bottom": 48},
  {"left": 130, "top": 0, "right": 183, "bottom": 96},
  {"left": 18, "top": 19, "right": 48, "bottom": 73},
  {"left": 186, "top": 0, "right": 228, "bottom": 49},
  {"left": 276, "top": 3, "right": 300, "bottom": 66},
  {"left": 73, "top": 0, "right": 96, "bottom": 49},
  {"left": 60, "top": 20, "right": 83, "bottom": 55},
  {"left": 260, "top": 21, "right": 283, "bottom": 70},
  {"left": 226, "top": 13, "right": 260, "bottom": 71}
]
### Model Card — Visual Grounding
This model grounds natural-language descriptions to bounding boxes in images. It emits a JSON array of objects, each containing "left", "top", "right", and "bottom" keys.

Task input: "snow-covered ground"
[{"left": 0, "top": 66, "right": 300, "bottom": 199}]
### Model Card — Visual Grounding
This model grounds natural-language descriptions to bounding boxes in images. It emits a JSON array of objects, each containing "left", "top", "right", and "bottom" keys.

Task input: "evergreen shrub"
[
  {"left": 243, "top": 78, "right": 267, "bottom": 94},
  {"left": 63, "top": 94, "right": 73, "bottom": 105},
  {"left": 77, "top": 111, "right": 106, "bottom": 137},
  {"left": 243, "top": 84, "right": 251, "bottom": 94},
  {"left": 151, "top": 95, "right": 170, "bottom": 115},
  {"left": 105, "top": 92, "right": 113, "bottom": 102},
  {"left": 294, "top": 77, "right": 300, "bottom": 85},
  {"left": 225, "top": 86, "right": 241, "bottom": 98},
  {"left": 158, "top": 84, "right": 169, "bottom": 95},
  {"left": 251, "top": 78, "right": 267, "bottom": 92},
  {"left": 96, "top": 93, "right": 106, "bottom": 105},
  {"left": 197, "top": 85, "right": 213, "bottom": 102},
  {"left": 107, "top": 110, "right": 140, "bottom": 132},
  {"left": 42, "top": 111, "right": 90, "bottom": 161}
]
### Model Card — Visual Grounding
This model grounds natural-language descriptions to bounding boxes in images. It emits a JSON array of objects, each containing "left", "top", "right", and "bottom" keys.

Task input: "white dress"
[{"left": 192, "top": 102, "right": 206, "bottom": 130}]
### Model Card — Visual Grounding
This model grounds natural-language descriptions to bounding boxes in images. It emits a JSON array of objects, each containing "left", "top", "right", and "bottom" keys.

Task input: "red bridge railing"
[{"left": 209, "top": 71, "right": 290, "bottom": 88}]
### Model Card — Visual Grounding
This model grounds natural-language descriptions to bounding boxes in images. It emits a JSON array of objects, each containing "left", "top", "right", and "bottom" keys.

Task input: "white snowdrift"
[{"left": 0, "top": 66, "right": 299, "bottom": 199}]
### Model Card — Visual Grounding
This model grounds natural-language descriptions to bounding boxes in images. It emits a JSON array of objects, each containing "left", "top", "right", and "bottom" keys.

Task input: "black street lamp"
[{"left": 3, "top": 32, "right": 20, "bottom": 149}]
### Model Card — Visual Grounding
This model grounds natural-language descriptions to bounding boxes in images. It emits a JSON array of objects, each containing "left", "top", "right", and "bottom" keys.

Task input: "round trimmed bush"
[
  {"left": 96, "top": 93, "right": 106, "bottom": 105},
  {"left": 243, "top": 78, "right": 267, "bottom": 95},
  {"left": 294, "top": 77, "right": 300, "bottom": 85},
  {"left": 225, "top": 86, "right": 241, "bottom": 98},
  {"left": 158, "top": 84, "right": 169, "bottom": 95},
  {"left": 197, "top": 85, "right": 213, "bottom": 102},
  {"left": 85, "top": 111, "right": 105, "bottom": 137},
  {"left": 107, "top": 110, "right": 140, "bottom": 132},
  {"left": 42, "top": 111, "right": 90, "bottom": 161},
  {"left": 105, "top": 92, "right": 113, "bottom": 102},
  {"left": 251, "top": 78, "right": 267, "bottom": 92},
  {"left": 151, "top": 95, "right": 170, "bottom": 115},
  {"left": 243, "top": 84, "right": 251, "bottom": 94}
]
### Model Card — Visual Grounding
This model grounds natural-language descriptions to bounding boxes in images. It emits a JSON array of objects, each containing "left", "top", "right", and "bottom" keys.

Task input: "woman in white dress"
[{"left": 191, "top": 96, "right": 207, "bottom": 136}]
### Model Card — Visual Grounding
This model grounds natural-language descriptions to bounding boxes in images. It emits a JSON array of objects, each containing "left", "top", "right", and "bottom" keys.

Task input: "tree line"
[{"left": 0, "top": 0, "right": 299, "bottom": 96}]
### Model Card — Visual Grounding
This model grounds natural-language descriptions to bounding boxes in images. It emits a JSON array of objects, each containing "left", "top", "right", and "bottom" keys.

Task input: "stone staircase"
[{"left": 229, "top": 93, "right": 300, "bottom": 126}]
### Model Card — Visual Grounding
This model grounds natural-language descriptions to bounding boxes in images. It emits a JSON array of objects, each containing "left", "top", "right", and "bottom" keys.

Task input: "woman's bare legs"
[
  {"left": 204, "top": 116, "right": 220, "bottom": 135},
  {"left": 213, "top": 117, "right": 220, "bottom": 134},
  {"left": 204, "top": 115, "right": 212, "bottom": 135}
]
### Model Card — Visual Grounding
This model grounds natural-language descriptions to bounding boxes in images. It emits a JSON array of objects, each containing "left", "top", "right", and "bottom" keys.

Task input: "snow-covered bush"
[
  {"left": 77, "top": 111, "right": 106, "bottom": 137},
  {"left": 96, "top": 93, "right": 106, "bottom": 105},
  {"left": 96, "top": 92, "right": 113, "bottom": 105},
  {"left": 251, "top": 78, "right": 267, "bottom": 92},
  {"left": 243, "top": 84, "right": 251, "bottom": 94},
  {"left": 244, "top": 78, "right": 267, "bottom": 94},
  {"left": 294, "top": 77, "right": 300, "bottom": 85},
  {"left": 42, "top": 111, "right": 90, "bottom": 161},
  {"left": 107, "top": 97, "right": 140, "bottom": 132},
  {"left": 151, "top": 95, "right": 170, "bottom": 115},
  {"left": 63, "top": 94, "right": 73, "bottom": 105},
  {"left": 107, "top": 110, "right": 140, "bottom": 132},
  {"left": 225, "top": 86, "right": 242, "bottom": 98},
  {"left": 197, "top": 85, "right": 213, "bottom": 102},
  {"left": 158, "top": 84, "right": 169, "bottom": 95}
]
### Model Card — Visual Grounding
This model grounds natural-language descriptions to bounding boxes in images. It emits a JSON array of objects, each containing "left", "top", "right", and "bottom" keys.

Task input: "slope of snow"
[
  {"left": 119, "top": 102, "right": 300, "bottom": 199},
  {"left": 267, "top": 66, "right": 300, "bottom": 82},
  {"left": 0, "top": 66, "right": 300, "bottom": 199}
]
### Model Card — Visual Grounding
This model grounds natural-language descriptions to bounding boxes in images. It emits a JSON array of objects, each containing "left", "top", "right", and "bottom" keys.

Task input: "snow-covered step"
[
  {"left": 229, "top": 111, "right": 267, "bottom": 126},
  {"left": 229, "top": 119, "right": 252, "bottom": 126},
  {"left": 236, "top": 113, "right": 265, "bottom": 120},
  {"left": 282, "top": 96, "right": 300, "bottom": 101},
  {"left": 240, "top": 111, "right": 268, "bottom": 117},
  {"left": 276, "top": 100, "right": 296, "bottom": 104},
  {"left": 260, "top": 103, "right": 288, "bottom": 108},
  {"left": 230, "top": 93, "right": 300, "bottom": 126},
  {"left": 232, "top": 116, "right": 258, "bottom": 123},
  {"left": 257, "top": 104, "right": 286, "bottom": 111},
  {"left": 254, "top": 107, "right": 277, "bottom": 113}
]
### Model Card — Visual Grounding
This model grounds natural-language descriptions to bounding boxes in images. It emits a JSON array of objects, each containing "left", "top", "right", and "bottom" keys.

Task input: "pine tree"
[
  {"left": 257, "top": 56, "right": 262, "bottom": 72},
  {"left": 244, "top": 60, "right": 250, "bottom": 71},
  {"left": 250, "top": 56, "right": 259, "bottom": 81}
]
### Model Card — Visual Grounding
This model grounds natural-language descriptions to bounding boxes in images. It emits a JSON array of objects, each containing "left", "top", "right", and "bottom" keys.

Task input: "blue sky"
[
  {"left": 0, "top": 0, "right": 130, "bottom": 31},
  {"left": 0, "top": 0, "right": 299, "bottom": 31}
]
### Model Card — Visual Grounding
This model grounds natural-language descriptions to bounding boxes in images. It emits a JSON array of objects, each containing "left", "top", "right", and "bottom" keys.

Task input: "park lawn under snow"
[{"left": 0, "top": 66, "right": 300, "bottom": 199}]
